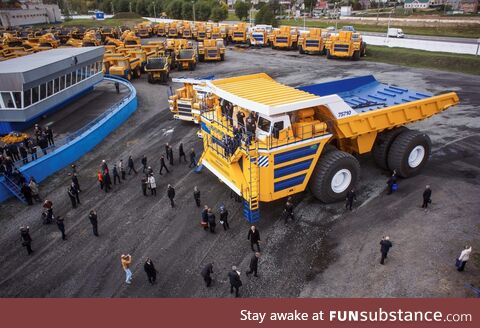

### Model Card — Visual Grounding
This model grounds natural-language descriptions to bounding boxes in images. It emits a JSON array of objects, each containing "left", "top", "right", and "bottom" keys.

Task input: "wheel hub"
[
  {"left": 331, "top": 169, "right": 352, "bottom": 194},
  {"left": 408, "top": 145, "right": 425, "bottom": 168}
]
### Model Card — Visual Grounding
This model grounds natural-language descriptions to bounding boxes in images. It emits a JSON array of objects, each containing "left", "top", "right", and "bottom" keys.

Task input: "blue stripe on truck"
[
  {"left": 274, "top": 159, "right": 313, "bottom": 179},
  {"left": 274, "top": 144, "right": 319, "bottom": 165},
  {"left": 274, "top": 174, "right": 306, "bottom": 192}
]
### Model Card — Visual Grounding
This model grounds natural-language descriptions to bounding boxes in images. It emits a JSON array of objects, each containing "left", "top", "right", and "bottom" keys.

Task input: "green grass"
[
  {"left": 61, "top": 18, "right": 144, "bottom": 28},
  {"left": 226, "top": 12, "right": 239, "bottom": 21},
  {"left": 364, "top": 45, "right": 480, "bottom": 75},
  {"left": 279, "top": 19, "right": 480, "bottom": 38}
]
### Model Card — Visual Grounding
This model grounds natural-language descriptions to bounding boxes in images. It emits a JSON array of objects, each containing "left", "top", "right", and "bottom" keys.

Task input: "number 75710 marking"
[{"left": 337, "top": 110, "right": 352, "bottom": 118}]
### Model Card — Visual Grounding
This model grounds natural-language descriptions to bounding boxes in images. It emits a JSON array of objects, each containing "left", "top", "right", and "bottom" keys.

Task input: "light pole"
[
  {"left": 153, "top": 2, "right": 156, "bottom": 19},
  {"left": 334, "top": 2, "right": 338, "bottom": 30},
  {"left": 386, "top": 9, "right": 393, "bottom": 39}
]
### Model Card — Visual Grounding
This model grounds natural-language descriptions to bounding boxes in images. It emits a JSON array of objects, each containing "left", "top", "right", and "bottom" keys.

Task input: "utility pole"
[
  {"left": 129, "top": 2, "right": 132, "bottom": 13},
  {"left": 153, "top": 1, "right": 156, "bottom": 19},
  {"left": 334, "top": 2, "right": 338, "bottom": 30},
  {"left": 111, "top": 2, "right": 115, "bottom": 15},
  {"left": 192, "top": 0, "right": 196, "bottom": 22}
]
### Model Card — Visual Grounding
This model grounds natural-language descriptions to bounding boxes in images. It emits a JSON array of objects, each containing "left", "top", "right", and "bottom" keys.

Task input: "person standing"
[
  {"left": 159, "top": 155, "right": 169, "bottom": 175},
  {"left": 379, "top": 236, "right": 392, "bottom": 265},
  {"left": 67, "top": 186, "right": 77, "bottom": 209},
  {"left": 119, "top": 159, "right": 126, "bottom": 180},
  {"left": 387, "top": 170, "right": 397, "bottom": 195},
  {"left": 113, "top": 164, "right": 121, "bottom": 185},
  {"left": 121, "top": 254, "right": 133, "bottom": 284},
  {"left": 193, "top": 186, "right": 201, "bottom": 207},
  {"left": 56, "top": 216, "right": 66, "bottom": 240},
  {"left": 201, "top": 205, "right": 209, "bottom": 231},
  {"left": 165, "top": 143, "right": 171, "bottom": 160},
  {"left": 141, "top": 155, "right": 148, "bottom": 173},
  {"left": 148, "top": 174, "right": 157, "bottom": 196},
  {"left": 201, "top": 262, "right": 214, "bottom": 287},
  {"left": 97, "top": 171, "right": 104, "bottom": 190},
  {"left": 144, "top": 258, "right": 157, "bottom": 284},
  {"left": 346, "top": 189, "right": 356, "bottom": 211},
  {"left": 20, "top": 226, "right": 33, "bottom": 255},
  {"left": 167, "top": 184, "right": 175, "bottom": 207},
  {"left": 28, "top": 177, "right": 41, "bottom": 202},
  {"left": 88, "top": 210, "right": 99, "bottom": 236},
  {"left": 71, "top": 182, "right": 81, "bottom": 204},
  {"left": 168, "top": 146, "right": 174, "bottom": 166},
  {"left": 246, "top": 252, "right": 260, "bottom": 277},
  {"left": 189, "top": 148, "right": 196, "bottom": 168},
  {"left": 207, "top": 208, "right": 216, "bottom": 233},
  {"left": 71, "top": 172, "right": 81, "bottom": 192},
  {"left": 115, "top": 82, "right": 120, "bottom": 94},
  {"left": 228, "top": 266, "right": 242, "bottom": 297},
  {"left": 422, "top": 185, "right": 432, "bottom": 209},
  {"left": 103, "top": 171, "right": 112, "bottom": 193},
  {"left": 457, "top": 246, "right": 472, "bottom": 272},
  {"left": 283, "top": 197, "right": 295, "bottom": 223},
  {"left": 237, "top": 110, "right": 245, "bottom": 128},
  {"left": 45, "top": 126, "right": 54, "bottom": 146},
  {"left": 179, "top": 143, "right": 187, "bottom": 163},
  {"left": 141, "top": 176, "right": 148, "bottom": 196},
  {"left": 128, "top": 155, "right": 137, "bottom": 175},
  {"left": 219, "top": 205, "right": 229, "bottom": 231},
  {"left": 247, "top": 225, "right": 261, "bottom": 252},
  {"left": 21, "top": 183, "right": 33, "bottom": 205}
]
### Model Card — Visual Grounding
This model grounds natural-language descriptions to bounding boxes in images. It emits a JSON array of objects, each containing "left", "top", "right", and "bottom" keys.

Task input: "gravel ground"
[{"left": 0, "top": 45, "right": 478, "bottom": 298}]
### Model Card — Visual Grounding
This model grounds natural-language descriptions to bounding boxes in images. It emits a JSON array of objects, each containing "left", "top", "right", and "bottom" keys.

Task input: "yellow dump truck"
[
  {"left": 228, "top": 22, "right": 248, "bottom": 44},
  {"left": 198, "top": 39, "right": 225, "bottom": 62},
  {"left": 175, "top": 48, "right": 197, "bottom": 71},
  {"left": 145, "top": 56, "right": 170, "bottom": 83},
  {"left": 123, "top": 32, "right": 142, "bottom": 48},
  {"left": 169, "top": 77, "right": 215, "bottom": 123},
  {"left": 194, "top": 22, "right": 207, "bottom": 41},
  {"left": 82, "top": 31, "right": 102, "bottom": 47},
  {"left": 168, "top": 21, "right": 179, "bottom": 38},
  {"left": 298, "top": 28, "right": 326, "bottom": 55},
  {"left": 325, "top": 31, "right": 366, "bottom": 60},
  {"left": 107, "top": 56, "right": 142, "bottom": 80},
  {"left": 271, "top": 26, "right": 299, "bottom": 50},
  {"left": 209, "top": 25, "right": 222, "bottom": 40},
  {"left": 248, "top": 25, "right": 273, "bottom": 47},
  {"left": 135, "top": 21, "right": 153, "bottom": 38},
  {"left": 182, "top": 21, "right": 193, "bottom": 38},
  {"left": 197, "top": 73, "right": 459, "bottom": 222},
  {"left": 154, "top": 22, "right": 167, "bottom": 36}
]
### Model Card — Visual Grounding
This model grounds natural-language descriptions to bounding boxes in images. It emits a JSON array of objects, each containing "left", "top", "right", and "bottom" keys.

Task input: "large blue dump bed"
[{"left": 298, "top": 75, "right": 433, "bottom": 113}]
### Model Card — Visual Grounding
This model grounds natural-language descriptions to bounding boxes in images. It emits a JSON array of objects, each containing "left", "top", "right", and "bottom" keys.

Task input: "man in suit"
[
  {"left": 380, "top": 236, "right": 392, "bottom": 265},
  {"left": 247, "top": 225, "right": 261, "bottom": 252},
  {"left": 201, "top": 262, "right": 214, "bottom": 287},
  {"left": 228, "top": 266, "right": 242, "bottom": 297},
  {"left": 246, "top": 252, "right": 260, "bottom": 277}
]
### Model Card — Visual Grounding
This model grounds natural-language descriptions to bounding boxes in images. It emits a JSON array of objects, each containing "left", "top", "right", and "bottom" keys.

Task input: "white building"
[
  {"left": 0, "top": 1, "right": 62, "bottom": 27},
  {"left": 403, "top": 0, "right": 430, "bottom": 8}
]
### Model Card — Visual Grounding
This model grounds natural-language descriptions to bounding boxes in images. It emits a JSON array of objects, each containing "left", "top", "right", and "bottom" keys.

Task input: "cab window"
[{"left": 258, "top": 117, "right": 271, "bottom": 132}]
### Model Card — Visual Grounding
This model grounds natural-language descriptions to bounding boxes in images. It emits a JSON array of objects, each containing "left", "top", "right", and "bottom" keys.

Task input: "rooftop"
[{"left": 207, "top": 73, "right": 324, "bottom": 116}]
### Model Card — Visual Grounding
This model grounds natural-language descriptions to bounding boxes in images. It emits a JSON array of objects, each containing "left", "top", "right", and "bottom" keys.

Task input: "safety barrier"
[{"left": 0, "top": 76, "right": 137, "bottom": 203}]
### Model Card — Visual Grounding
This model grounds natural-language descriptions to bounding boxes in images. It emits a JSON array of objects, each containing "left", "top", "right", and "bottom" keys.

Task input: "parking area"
[{"left": 0, "top": 45, "right": 478, "bottom": 298}]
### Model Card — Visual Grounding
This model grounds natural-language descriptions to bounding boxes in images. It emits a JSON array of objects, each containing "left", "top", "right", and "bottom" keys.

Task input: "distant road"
[{"left": 361, "top": 31, "right": 479, "bottom": 45}]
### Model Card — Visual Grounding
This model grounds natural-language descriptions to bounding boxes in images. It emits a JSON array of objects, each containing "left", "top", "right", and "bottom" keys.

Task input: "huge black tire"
[
  {"left": 199, "top": 54, "right": 204, "bottom": 62},
  {"left": 147, "top": 74, "right": 154, "bottom": 84},
  {"left": 299, "top": 45, "right": 305, "bottom": 54},
  {"left": 309, "top": 150, "right": 360, "bottom": 203},
  {"left": 372, "top": 127, "right": 408, "bottom": 170},
  {"left": 387, "top": 130, "right": 432, "bottom": 178},
  {"left": 361, "top": 42, "right": 367, "bottom": 57},
  {"left": 326, "top": 49, "right": 333, "bottom": 59},
  {"left": 352, "top": 50, "right": 360, "bottom": 61},
  {"left": 220, "top": 53, "right": 225, "bottom": 61}
]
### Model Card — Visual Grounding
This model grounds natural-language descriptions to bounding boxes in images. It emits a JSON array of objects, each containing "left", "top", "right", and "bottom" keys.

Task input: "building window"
[
  {"left": 32, "top": 87, "right": 39, "bottom": 103},
  {"left": 54, "top": 77, "right": 60, "bottom": 93},
  {"left": 66, "top": 73, "right": 72, "bottom": 87},
  {"left": 40, "top": 83, "right": 47, "bottom": 100},
  {"left": 60, "top": 75, "right": 66, "bottom": 90},
  {"left": 72, "top": 71, "right": 77, "bottom": 84},
  {"left": 24, "top": 89, "right": 32, "bottom": 107},
  {"left": 1, "top": 92, "right": 15, "bottom": 108},
  {"left": 13, "top": 92, "right": 21, "bottom": 108},
  {"left": 47, "top": 80, "right": 53, "bottom": 96}
]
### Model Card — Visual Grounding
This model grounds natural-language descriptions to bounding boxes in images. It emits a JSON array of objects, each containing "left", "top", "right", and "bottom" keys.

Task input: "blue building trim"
[{"left": 0, "top": 76, "right": 137, "bottom": 203}]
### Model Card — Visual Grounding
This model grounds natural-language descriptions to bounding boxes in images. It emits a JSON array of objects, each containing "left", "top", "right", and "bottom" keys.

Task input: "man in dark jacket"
[
  {"left": 45, "top": 126, "right": 54, "bottom": 146},
  {"left": 246, "top": 252, "right": 260, "bottom": 277},
  {"left": 141, "top": 176, "right": 148, "bottom": 196},
  {"left": 88, "top": 210, "right": 99, "bottom": 236},
  {"left": 380, "top": 236, "right": 393, "bottom": 265},
  {"left": 67, "top": 186, "right": 77, "bottom": 209},
  {"left": 168, "top": 146, "right": 174, "bottom": 166},
  {"left": 201, "top": 205, "right": 209, "bottom": 230},
  {"left": 112, "top": 164, "right": 121, "bottom": 185},
  {"left": 387, "top": 170, "right": 397, "bottom": 195},
  {"left": 422, "top": 185, "right": 432, "bottom": 209},
  {"left": 207, "top": 208, "right": 216, "bottom": 233},
  {"left": 70, "top": 173, "right": 81, "bottom": 192},
  {"left": 201, "top": 262, "right": 214, "bottom": 287},
  {"left": 165, "top": 143, "right": 171, "bottom": 160},
  {"left": 103, "top": 171, "right": 112, "bottom": 193},
  {"left": 228, "top": 266, "right": 242, "bottom": 297},
  {"left": 247, "top": 225, "right": 261, "bottom": 252},
  {"left": 20, "top": 226, "right": 33, "bottom": 255},
  {"left": 21, "top": 183, "right": 33, "bottom": 205},
  {"left": 56, "top": 216, "right": 66, "bottom": 240},
  {"left": 346, "top": 188, "right": 356, "bottom": 211},
  {"left": 71, "top": 182, "right": 81, "bottom": 204},
  {"left": 189, "top": 148, "right": 196, "bottom": 168},
  {"left": 167, "top": 184, "right": 175, "bottom": 207},
  {"left": 284, "top": 197, "right": 295, "bottom": 223},
  {"left": 141, "top": 155, "right": 147, "bottom": 173},
  {"left": 144, "top": 258, "right": 157, "bottom": 284},
  {"left": 179, "top": 143, "right": 187, "bottom": 163},
  {"left": 19, "top": 145, "right": 28, "bottom": 164},
  {"left": 128, "top": 155, "right": 137, "bottom": 175},
  {"left": 193, "top": 186, "right": 201, "bottom": 207},
  {"left": 219, "top": 205, "right": 229, "bottom": 231},
  {"left": 159, "top": 155, "right": 169, "bottom": 175}
]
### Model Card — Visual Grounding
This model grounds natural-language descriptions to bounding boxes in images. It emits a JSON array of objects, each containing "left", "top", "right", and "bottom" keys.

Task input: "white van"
[{"left": 387, "top": 28, "right": 405, "bottom": 38}]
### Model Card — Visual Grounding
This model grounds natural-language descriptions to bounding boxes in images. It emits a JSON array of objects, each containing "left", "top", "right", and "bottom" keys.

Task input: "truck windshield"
[{"left": 258, "top": 117, "right": 271, "bottom": 132}]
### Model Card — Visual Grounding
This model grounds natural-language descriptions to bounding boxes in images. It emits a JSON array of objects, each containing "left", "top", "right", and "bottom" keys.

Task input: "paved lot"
[{"left": 0, "top": 45, "right": 479, "bottom": 298}]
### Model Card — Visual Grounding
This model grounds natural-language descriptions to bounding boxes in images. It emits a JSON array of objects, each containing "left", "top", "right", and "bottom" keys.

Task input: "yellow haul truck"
[
  {"left": 135, "top": 21, "right": 153, "bottom": 38},
  {"left": 168, "top": 21, "right": 179, "bottom": 38},
  {"left": 182, "top": 21, "right": 193, "bottom": 38},
  {"left": 169, "top": 77, "right": 214, "bottom": 123},
  {"left": 145, "top": 56, "right": 170, "bottom": 83},
  {"left": 175, "top": 48, "right": 197, "bottom": 71},
  {"left": 248, "top": 25, "right": 273, "bottom": 47},
  {"left": 271, "top": 26, "right": 299, "bottom": 50},
  {"left": 298, "top": 28, "right": 326, "bottom": 55},
  {"left": 154, "top": 22, "right": 167, "bottom": 36},
  {"left": 325, "top": 31, "right": 366, "bottom": 60},
  {"left": 197, "top": 73, "right": 459, "bottom": 222},
  {"left": 194, "top": 22, "right": 207, "bottom": 41},
  {"left": 228, "top": 23, "right": 248, "bottom": 44},
  {"left": 198, "top": 39, "right": 225, "bottom": 62},
  {"left": 108, "top": 56, "right": 142, "bottom": 80}
]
